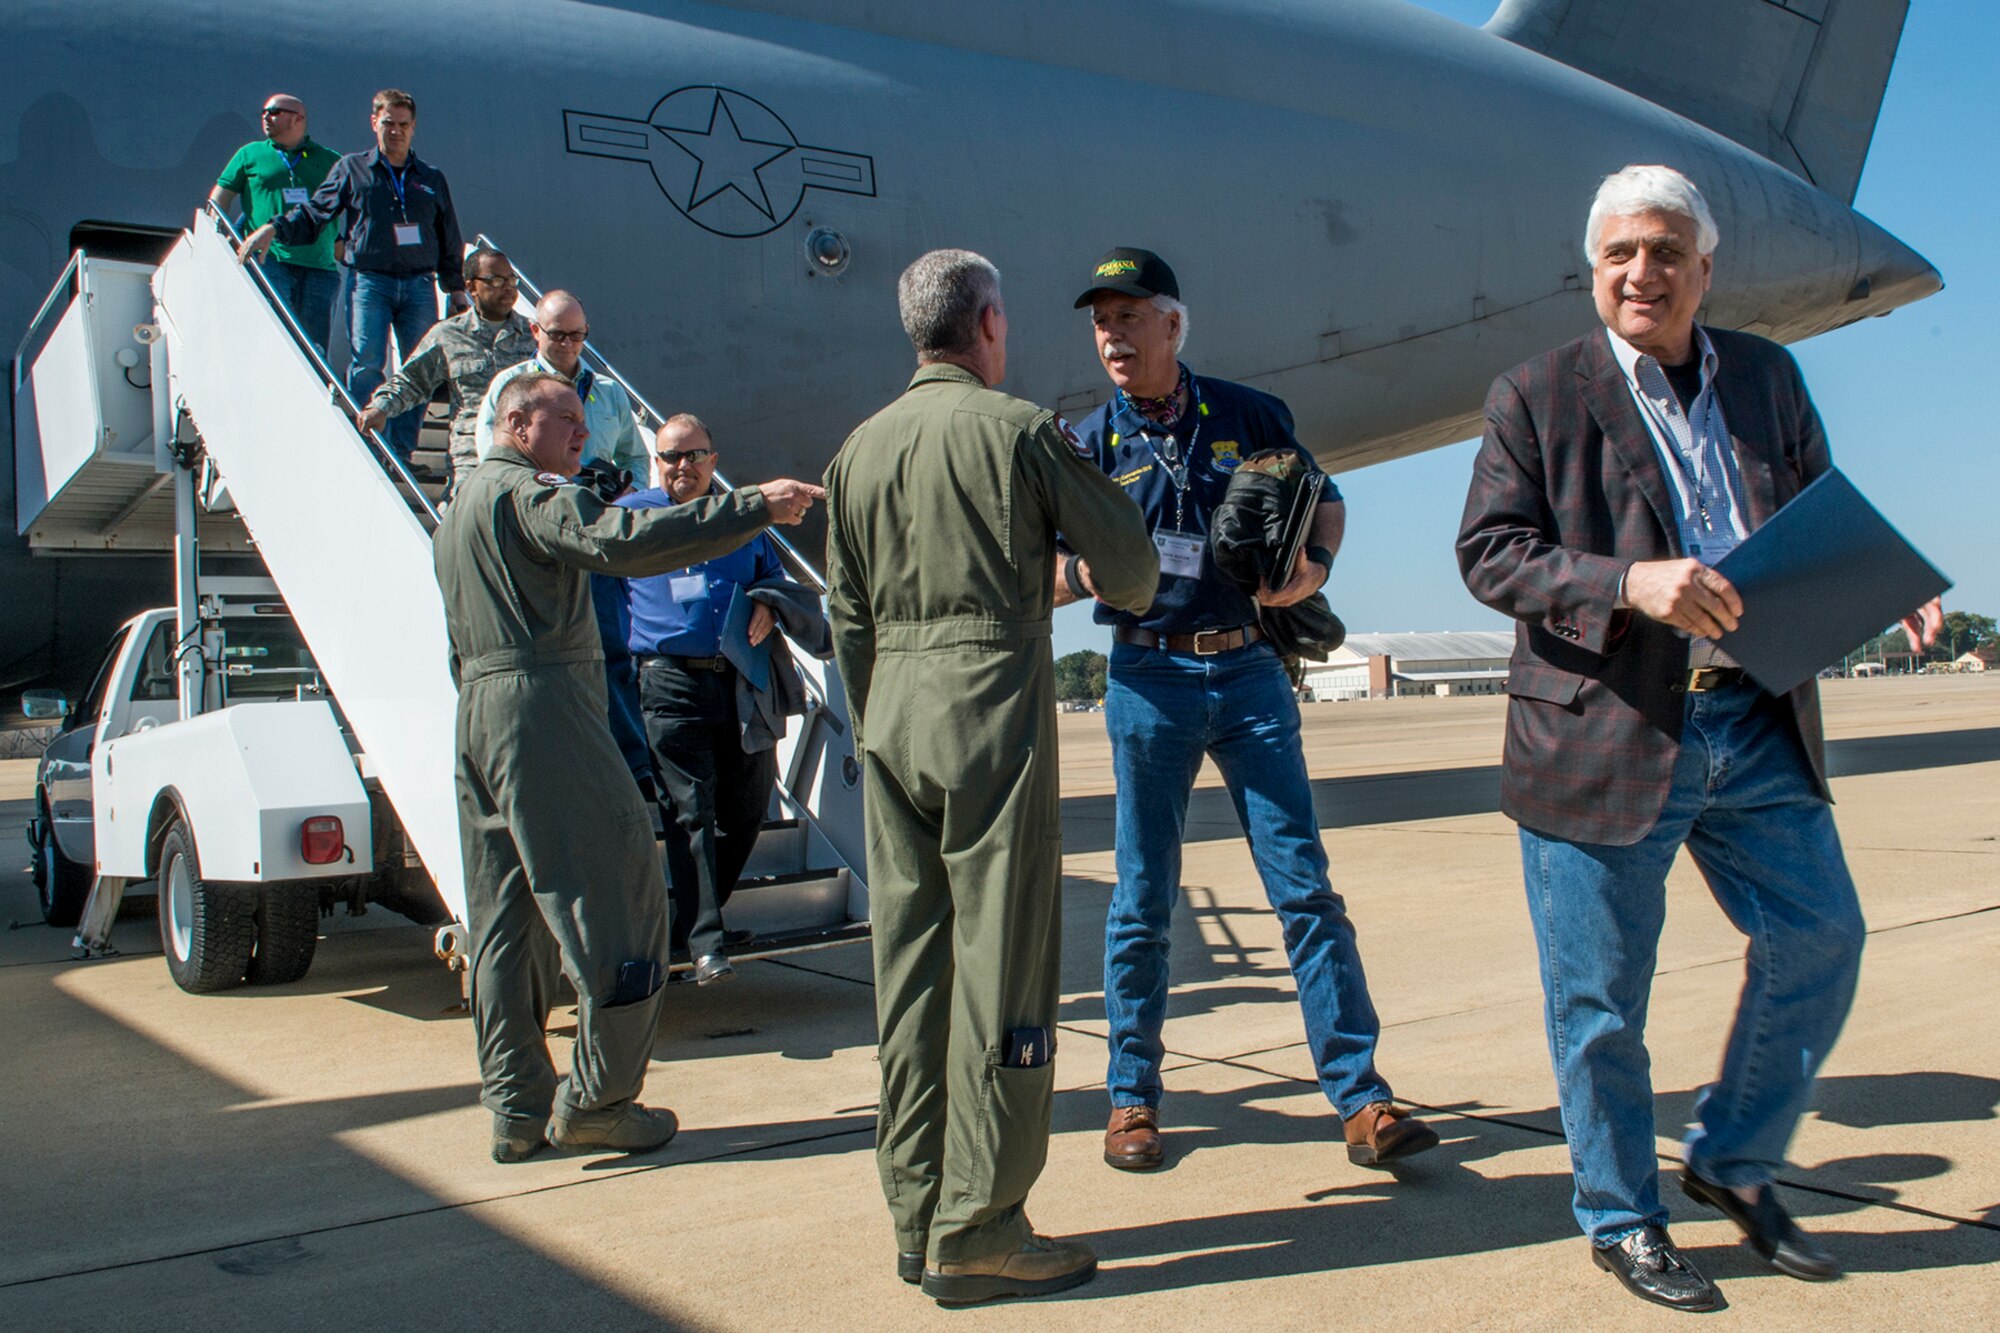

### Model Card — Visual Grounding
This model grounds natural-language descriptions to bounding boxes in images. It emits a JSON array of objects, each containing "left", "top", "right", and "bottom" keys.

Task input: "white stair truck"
[{"left": 13, "top": 208, "right": 869, "bottom": 993}]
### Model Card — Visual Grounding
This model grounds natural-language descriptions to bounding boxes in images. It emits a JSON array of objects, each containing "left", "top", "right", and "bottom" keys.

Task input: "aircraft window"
[
  {"left": 129, "top": 621, "right": 180, "bottom": 702},
  {"left": 221, "top": 623, "right": 321, "bottom": 701},
  {"left": 72, "top": 627, "right": 131, "bottom": 726}
]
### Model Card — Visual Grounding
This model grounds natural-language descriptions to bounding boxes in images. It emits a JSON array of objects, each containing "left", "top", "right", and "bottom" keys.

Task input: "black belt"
[
  {"left": 1114, "top": 623, "right": 1264, "bottom": 656},
  {"left": 637, "top": 653, "right": 730, "bottom": 673},
  {"left": 1672, "top": 665, "right": 1746, "bottom": 694}
]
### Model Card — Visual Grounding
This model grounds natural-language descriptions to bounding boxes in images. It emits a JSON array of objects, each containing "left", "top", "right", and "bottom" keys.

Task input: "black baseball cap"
[{"left": 1073, "top": 247, "right": 1179, "bottom": 308}]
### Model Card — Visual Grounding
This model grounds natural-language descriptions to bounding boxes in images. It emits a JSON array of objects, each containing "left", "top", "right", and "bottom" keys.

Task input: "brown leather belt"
[
  {"left": 1673, "top": 665, "right": 1746, "bottom": 694},
  {"left": 1114, "top": 623, "right": 1264, "bottom": 656}
]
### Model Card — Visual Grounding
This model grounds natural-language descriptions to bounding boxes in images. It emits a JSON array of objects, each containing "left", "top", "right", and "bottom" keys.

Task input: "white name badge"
[
  {"left": 1687, "top": 533, "right": 1741, "bottom": 566},
  {"left": 393, "top": 222, "right": 422, "bottom": 247},
  {"left": 1154, "top": 531, "right": 1204, "bottom": 580},
  {"left": 280, "top": 187, "right": 310, "bottom": 207},
  {"left": 669, "top": 573, "right": 708, "bottom": 603}
]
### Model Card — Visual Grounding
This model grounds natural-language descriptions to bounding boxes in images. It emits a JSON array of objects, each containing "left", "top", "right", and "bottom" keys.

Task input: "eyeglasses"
[
  {"left": 472, "top": 274, "right": 519, "bottom": 287},
  {"left": 542, "top": 327, "right": 589, "bottom": 344},
  {"left": 655, "top": 449, "right": 713, "bottom": 466},
  {"left": 261, "top": 106, "right": 300, "bottom": 119}
]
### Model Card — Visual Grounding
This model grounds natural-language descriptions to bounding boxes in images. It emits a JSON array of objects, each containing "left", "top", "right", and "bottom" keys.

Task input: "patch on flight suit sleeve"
[
  {"left": 1055, "top": 415, "right": 1092, "bottom": 460},
  {"left": 534, "top": 471, "right": 571, "bottom": 486}
]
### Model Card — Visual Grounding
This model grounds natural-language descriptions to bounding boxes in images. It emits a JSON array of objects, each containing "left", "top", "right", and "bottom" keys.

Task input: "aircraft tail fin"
[{"left": 1486, "top": 0, "right": 1908, "bottom": 203}]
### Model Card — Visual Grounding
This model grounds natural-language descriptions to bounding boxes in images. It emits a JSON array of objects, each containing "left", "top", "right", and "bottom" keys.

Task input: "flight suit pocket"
[{"left": 970, "top": 1054, "right": 1055, "bottom": 1211}]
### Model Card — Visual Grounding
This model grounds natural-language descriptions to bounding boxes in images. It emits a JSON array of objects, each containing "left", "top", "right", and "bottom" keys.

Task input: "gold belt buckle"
[
  {"left": 1192, "top": 628, "right": 1232, "bottom": 656},
  {"left": 1684, "top": 666, "right": 1727, "bottom": 693}
]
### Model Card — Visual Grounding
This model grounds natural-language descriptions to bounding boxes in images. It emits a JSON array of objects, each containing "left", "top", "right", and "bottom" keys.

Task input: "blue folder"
[
  {"left": 720, "top": 584, "right": 772, "bottom": 693},
  {"left": 1713, "top": 468, "right": 1950, "bottom": 695}
]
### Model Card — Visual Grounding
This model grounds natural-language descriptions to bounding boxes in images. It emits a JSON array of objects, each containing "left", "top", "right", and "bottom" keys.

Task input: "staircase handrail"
[
  {"left": 206, "top": 205, "right": 440, "bottom": 528},
  {"left": 474, "top": 234, "right": 827, "bottom": 595}
]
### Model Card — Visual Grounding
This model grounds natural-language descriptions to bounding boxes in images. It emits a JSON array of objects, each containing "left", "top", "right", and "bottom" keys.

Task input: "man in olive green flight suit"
[
  {"left": 436, "top": 369, "right": 822, "bottom": 1163},
  {"left": 823, "top": 249, "right": 1158, "bottom": 1305}
]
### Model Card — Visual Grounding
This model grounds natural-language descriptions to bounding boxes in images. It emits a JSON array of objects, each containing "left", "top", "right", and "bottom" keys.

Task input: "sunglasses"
[
  {"left": 472, "top": 273, "right": 519, "bottom": 287},
  {"left": 542, "top": 327, "right": 589, "bottom": 344},
  {"left": 261, "top": 106, "right": 300, "bottom": 118},
  {"left": 655, "top": 449, "right": 714, "bottom": 466}
]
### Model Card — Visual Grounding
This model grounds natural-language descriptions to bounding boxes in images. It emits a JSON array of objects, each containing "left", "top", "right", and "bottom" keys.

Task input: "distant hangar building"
[{"left": 1300, "top": 630, "right": 1514, "bottom": 701}]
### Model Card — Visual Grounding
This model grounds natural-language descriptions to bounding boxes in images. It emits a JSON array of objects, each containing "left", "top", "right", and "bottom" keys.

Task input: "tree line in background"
[
  {"left": 1847, "top": 610, "right": 1994, "bottom": 672},
  {"left": 1055, "top": 650, "right": 1108, "bottom": 702}
]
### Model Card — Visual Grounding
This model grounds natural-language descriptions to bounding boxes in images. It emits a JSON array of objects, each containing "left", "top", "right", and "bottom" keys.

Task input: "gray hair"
[
  {"left": 898, "top": 249, "right": 1001, "bottom": 359},
  {"left": 1584, "top": 164, "right": 1719, "bottom": 264},
  {"left": 495, "top": 369, "right": 571, "bottom": 425},
  {"left": 659, "top": 412, "right": 712, "bottom": 446},
  {"left": 1152, "top": 293, "right": 1189, "bottom": 354}
]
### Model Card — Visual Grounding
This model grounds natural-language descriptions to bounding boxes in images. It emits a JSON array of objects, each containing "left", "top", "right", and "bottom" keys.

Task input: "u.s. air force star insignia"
[
  {"left": 535, "top": 471, "right": 571, "bottom": 486},
  {"left": 1056, "top": 416, "right": 1092, "bottom": 460}
]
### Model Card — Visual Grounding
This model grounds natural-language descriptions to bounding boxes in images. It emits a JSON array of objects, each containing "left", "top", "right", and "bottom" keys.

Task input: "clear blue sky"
[{"left": 1054, "top": 0, "right": 1994, "bottom": 657}]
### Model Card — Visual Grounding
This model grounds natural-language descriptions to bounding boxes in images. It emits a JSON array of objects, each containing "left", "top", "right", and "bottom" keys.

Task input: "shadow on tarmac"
[{"left": 1061, "top": 725, "right": 2000, "bottom": 854}]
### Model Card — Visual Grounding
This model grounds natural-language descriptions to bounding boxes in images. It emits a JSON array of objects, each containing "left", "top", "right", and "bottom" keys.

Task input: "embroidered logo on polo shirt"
[{"left": 1210, "top": 439, "right": 1241, "bottom": 471}]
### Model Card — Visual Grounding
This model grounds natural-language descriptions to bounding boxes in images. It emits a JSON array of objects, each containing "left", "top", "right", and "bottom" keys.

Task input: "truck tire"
[
  {"left": 156, "top": 819, "right": 254, "bottom": 994},
  {"left": 244, "top": 885, "right": 320, "bottom": 986},
  {"left": 35, "top": 799, "right": 93, "bottom": 928}
]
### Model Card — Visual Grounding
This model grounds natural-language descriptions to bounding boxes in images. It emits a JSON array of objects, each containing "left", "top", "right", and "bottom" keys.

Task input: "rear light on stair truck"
[{"left": 300, "top": 816, "right": 345, "bottom": 865}]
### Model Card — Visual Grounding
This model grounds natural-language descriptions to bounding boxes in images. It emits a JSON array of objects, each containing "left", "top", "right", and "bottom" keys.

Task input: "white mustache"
[{"left": 1102, "top": 342, "right": 1138, "bottom": 361}]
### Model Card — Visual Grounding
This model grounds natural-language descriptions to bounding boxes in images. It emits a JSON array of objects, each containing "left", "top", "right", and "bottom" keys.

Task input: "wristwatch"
[{"left": 1305, "top": 544, "right": 1334, "bottom": 574}]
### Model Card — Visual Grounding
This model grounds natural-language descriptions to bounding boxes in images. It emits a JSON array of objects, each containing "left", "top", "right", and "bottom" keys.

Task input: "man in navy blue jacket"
[
  {"left": 1057, "top": 248, "right": 1436, "bottom": 1176},
  {"left": 242, "top": 88, "right": 467, "bottom": 476}
]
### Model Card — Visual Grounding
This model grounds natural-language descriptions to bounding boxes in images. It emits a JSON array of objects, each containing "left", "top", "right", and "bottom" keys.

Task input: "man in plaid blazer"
[{"left": 1458, "top": 165, "right": 1937, "bottom": 1313}]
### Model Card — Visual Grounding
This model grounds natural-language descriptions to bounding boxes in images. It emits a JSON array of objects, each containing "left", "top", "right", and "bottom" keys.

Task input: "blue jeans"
[
  {"left": 346, "top": 270, "right": 438, "bottom": 461},
  {"left": 1519, "top": 681, "right": 1864, "bottom": 1246},
  {"left": 263, "top": 260, "right": 339, "bottom": 363},
  {"left": 1103, "top": 638, "right": 1391, "bottom": 1116}
]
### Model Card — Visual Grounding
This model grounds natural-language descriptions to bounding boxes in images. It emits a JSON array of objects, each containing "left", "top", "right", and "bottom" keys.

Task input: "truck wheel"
[
  {"left": 244, "top": 885, "right": 320, "bottom": 986},
  {"left": 35, "top": 799, "right": 93, "bottom": 928},
  {"left": 156, "top": 819, "right": 254, "bottom": 994}
]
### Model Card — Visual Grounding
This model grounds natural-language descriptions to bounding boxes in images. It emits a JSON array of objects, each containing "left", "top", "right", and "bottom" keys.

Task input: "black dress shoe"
[
  {"left": 1682, "top": 1169, "right": 1841, "bottom": 1280},
  {"left": 693, "top": 953, "right": 736, "bottom": 985},
  {"left": 897, "top": 1250, "right": 924, "bottom": 1284},
  {"left": 1592, "top": 1225, "right": 1719, "bottom": 1311}
]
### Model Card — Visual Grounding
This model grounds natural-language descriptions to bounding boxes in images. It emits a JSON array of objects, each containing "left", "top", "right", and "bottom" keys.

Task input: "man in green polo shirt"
[{"left": 210, "top": 93, "right": 342, "bottom": 358}]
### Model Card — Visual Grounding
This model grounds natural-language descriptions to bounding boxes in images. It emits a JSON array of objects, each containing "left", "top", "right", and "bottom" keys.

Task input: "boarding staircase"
[{"left": 12, "top": 208, "right": 868, "bottom": 966}]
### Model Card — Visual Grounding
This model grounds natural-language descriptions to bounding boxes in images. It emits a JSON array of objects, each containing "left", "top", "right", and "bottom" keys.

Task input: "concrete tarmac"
[{"left": 1, "top": 677, "right": 1995, "bottom": 1329}]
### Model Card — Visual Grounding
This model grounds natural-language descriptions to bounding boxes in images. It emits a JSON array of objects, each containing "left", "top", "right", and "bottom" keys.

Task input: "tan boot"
[
  {"left": 920, "top": 1233, "right": 1098, "bottom": 1305},
  {"left": 547, "top": 1103, "right": 679, "bottom": 1155},
  {"left": 1343, "top": 1100, "right": 1439, "bottom": 1165},
  {"left": 1103, "top": 1104, "right": 1163, "bottom": 1170},
  {"left": 490, "top": 1113, "right": 547, "bottom": 1164}
]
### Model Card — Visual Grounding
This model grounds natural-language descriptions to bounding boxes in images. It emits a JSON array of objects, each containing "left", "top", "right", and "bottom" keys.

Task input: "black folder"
[
  {"left": 1713, "top": 468, "right": 1950, "bottom": 695},
  {"left": 1268, "top": 470, "right": 1327, "bottom": 590}
]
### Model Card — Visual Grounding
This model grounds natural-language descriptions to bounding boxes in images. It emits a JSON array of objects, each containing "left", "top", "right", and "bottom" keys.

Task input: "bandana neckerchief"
[{"left": 1122, "top": 364, "right": 1191, "bottom": 428}]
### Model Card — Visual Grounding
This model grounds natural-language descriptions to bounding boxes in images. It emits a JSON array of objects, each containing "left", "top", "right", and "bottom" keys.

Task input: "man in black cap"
[{"left": 1057, "top": 247, "right": 1439, "bottom": 1174}]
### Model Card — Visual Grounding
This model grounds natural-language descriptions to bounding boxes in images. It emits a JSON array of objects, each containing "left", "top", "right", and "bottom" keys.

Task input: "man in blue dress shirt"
[{"left": 616, "top": 415, "right": 788, "bottom": 984}]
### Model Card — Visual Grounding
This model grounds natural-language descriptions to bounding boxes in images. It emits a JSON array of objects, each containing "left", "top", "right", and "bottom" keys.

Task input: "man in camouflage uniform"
[
  {"left": 360, "top": 246, "right": 535, "bottom": 491},
  {"left": 824, "top": 249, "right": 1157, "bottom": 1305},
  {"left": 435, "top": 369, "right": 822, "bottom": 1163}
]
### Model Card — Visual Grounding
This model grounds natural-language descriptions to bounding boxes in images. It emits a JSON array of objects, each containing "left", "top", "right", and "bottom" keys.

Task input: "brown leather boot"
[
  {"left": 1103, "top": 1104, "right": 1163, "bottom": 1170},
  {"left": 1343, "top": 1100, "right": 1440, "bottom": 1165},
  {"left": 921, "top": 1233, "right": 1097, "bottom": 1305}
]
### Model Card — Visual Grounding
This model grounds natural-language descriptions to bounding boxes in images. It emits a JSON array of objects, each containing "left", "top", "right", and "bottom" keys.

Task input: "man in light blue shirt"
[{"left": 475, "top": 289, "right": 647, "bottom": 479}]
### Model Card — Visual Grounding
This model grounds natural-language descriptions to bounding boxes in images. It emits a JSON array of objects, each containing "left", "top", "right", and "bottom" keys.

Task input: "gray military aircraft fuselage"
[{"left": 2, "top": 0, "right": 1940, "bottom": 693}]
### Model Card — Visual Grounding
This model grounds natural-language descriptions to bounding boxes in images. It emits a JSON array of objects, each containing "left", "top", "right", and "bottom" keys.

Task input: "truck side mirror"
[{"left": 21, "top": 690, "right": 69, "bottom": 721}]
